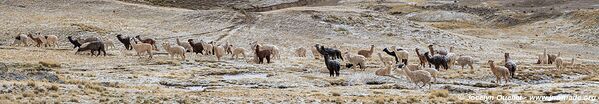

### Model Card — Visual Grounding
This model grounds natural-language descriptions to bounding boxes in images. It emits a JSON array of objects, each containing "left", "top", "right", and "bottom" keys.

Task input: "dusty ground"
[{"left": 1, "top": 0, "right": 599, "bottom": 103}]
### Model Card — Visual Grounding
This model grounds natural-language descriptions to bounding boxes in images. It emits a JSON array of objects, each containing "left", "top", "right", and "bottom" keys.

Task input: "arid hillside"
[{"left": 1, "top": 0, "right": 598, "bottom": 103}]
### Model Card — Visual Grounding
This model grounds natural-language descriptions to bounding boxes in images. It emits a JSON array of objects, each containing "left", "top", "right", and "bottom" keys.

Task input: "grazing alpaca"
[
  {"left": 187, "top": 39, "right": 204, "bottom": 55},
  {"left": 488, "top": 60, "right": 510, "bottom": 84},
  {"left": 231, "top": 47, "right": 246, "bottom": 60},
  {"left": 424, "top": 52, "right": 449, "bottom": 70},
  {"left": 27, "top": 33, "right": 44, "bottom": 47},
  {"left": 311, "top": 45, "right": 321, "bottom": 60},
  {"left": 415, "top": 48, "right": 428, "bottom": 67},
  {"left": 358, "top": 45, "right": 375, "bottom": 58},
  {"left": 132, "top": 43, "right": 154, "bottom": 59},
  {"left": 176, "top": 38, "right": 193, "bottom": 52},
  {"left": 378, "top": 53, "right": 394, "bottom": 66},
  {"left": 318, "top": 47, "right": 341, "bottom": 77},
  {"left": 456, "top": 55, "right": 475, "bottom": 70},
  {"left": 67, "top": 36, "right": 82, "bottom": 49},
  {"left": 402, "top": 66, "right": 433, "bottom": 89},
  {"left": 162, "top": 42, "right": 186, "bottom": 60},
  {"left": 76, "top": 41, "right": 106, "bottom": 56},
  {"left": 344, "top": 52, "right": 366, "bottom": 70},
  {"left": 296, "top": 47, "right": 307, "bottom": 57},
  {"left": 255, "top": 44, "right": 272, "bottom": 64},
  {"left": 504, "top": 53, "right": 517, "bottom": 78},
  {"left": 135, "top": 35, "right": 158, "bottom": 51},
  {"left": 116, "top": 34, "right": 133, "bottom": 50},
  {"left": 314, "top": 44, "right": 343, "bottom": 60},
  {"left": 43, "top": 35, "right": 59, "bottom": 47}
]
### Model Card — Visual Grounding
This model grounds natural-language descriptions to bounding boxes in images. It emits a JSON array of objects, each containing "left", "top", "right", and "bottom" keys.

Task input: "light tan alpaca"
[
  {"left": 488, "top": 60, "right": 510, "bottom": 84},
  {"left": 214, "top": 45, "right": 225, "bottom": 61},
  {"left": 554, "top": 52, "right": 563, "bottom": 69},
  {"left": 132, "top": 43, "right": 154, "bottom": 59},
  {"left": 232, "top": 47, "right": 246, "bottom": 60},
  {"left": 375, "top": 62, "right": 394, "bottom": 76},
  {"left": 407, "top": 64, "right": 438, "bottom": 82},
  {"left": 296, "top": 47, "right": 307, "bottom": 57},
  {"left": 162, "top": 42, "right": 186, "bottom": 60},
  {"left": 456, "top": 55, "right": 474, "bottom": 70},
  {"left": 402, "top": 66, "right": 433, "bottom": 89},
  {"left": 561, "top": 57, "right": 576, "bottom": 68},
  {"left": 44, "top": 35, "right": 59, "bottom": 47},
  {"left": 176, "top": 38, "right": 193, "bottom": 52},
  {"left": 203, "top": 42, "right": 214, "bottom": 55},
  {"left": 12, "top": 34, "right": 32, "bottom": 47},
  {"left": 344, "top": 52, "right": 367, "bottom": 70},
  {"left": 103, "top": 39, "right": 115, "bottom": 49},
  {"left": 391, "top": 46, "right": 409, "bottom": 65},
  {"left": 537, "top": 49, "right": 548, "bottom": 64},
  {"left": 378, "top": 53, "right": 394, "bottom": 66}
]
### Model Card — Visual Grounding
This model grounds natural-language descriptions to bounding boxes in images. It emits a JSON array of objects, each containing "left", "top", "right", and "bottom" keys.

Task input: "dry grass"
[
  {"left": 485, "top": 90, "right": 509, "bottom": 96},
  {"left": 429, "top": 90, "right": 449, "bottom": 98},
  {"left": 387, "top": 4, "right": 422, "bottom": 15}
]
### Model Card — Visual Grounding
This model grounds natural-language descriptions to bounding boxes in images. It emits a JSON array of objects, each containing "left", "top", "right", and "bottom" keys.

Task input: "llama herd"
[
  {"left": 313, "top": 44, "right": 576, "bottom": 88},
  {"left": 8, "top": 33, "right": 578, "bottom": 89}
]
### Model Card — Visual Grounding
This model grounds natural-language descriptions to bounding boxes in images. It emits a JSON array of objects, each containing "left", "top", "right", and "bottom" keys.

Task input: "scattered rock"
[
  {"left": 0, "top": 71, "right": 61, "bottom": 82},
  {"left": 331, "top": 92, "right": 341, "bottom": 96},
  {"left": 473, "top": 82, "right": 498, "bottom": 88},
  {"left": 442, "top": 85, "right": 474, "bottom": 93}
]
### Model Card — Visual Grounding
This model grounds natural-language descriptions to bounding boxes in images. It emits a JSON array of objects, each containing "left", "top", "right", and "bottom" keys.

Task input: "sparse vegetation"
[{"left": 1, "top": 0, "right": 599, "bottom": 103}]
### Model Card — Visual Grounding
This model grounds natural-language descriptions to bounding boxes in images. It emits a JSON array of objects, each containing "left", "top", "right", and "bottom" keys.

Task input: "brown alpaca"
[
  {"left": 415, "top": 48, "right": 428, "bottom": 67},
  {"left": 27, "top": 33, "right": 44, "bottom": 47},
  {"left": 255, "top": 45, "right": 272, "bottom": 64},
  {"left": 488, "top": 60, "right": 510, "bottom": 84},
  {"left": 358, "top": 45, "right": 375, "bottom": 58},
  {"left": 311, "top": 45, "right": 321, "bottom": 60},
  {"left": 135, "top": 35, "right": 158, "bottom": 51},
  {"left": 428, "top": 45, "right": 435, "bottom": 56}
]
